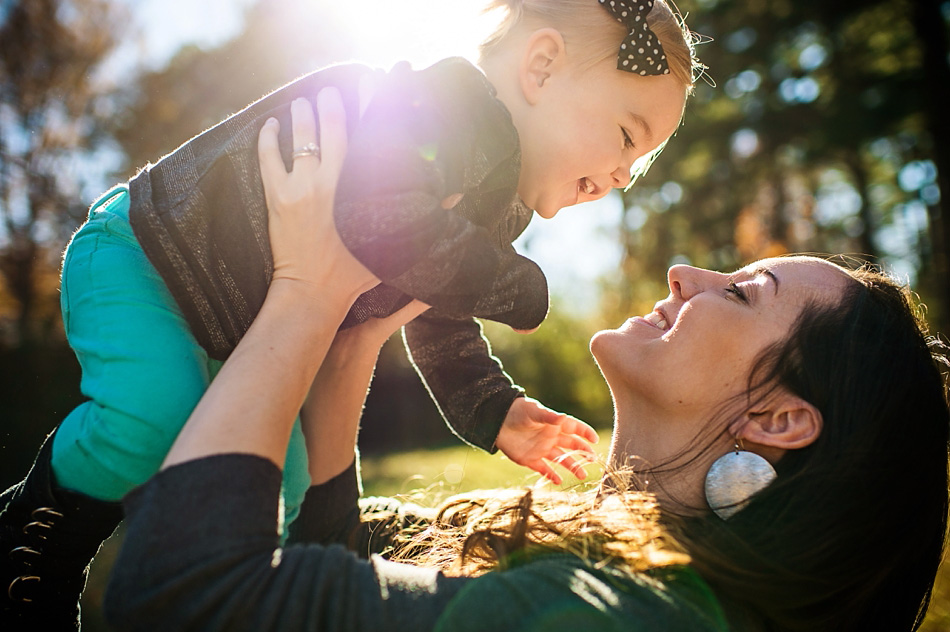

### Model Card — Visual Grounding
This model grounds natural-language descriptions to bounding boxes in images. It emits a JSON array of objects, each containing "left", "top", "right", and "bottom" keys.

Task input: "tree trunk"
[
  {"left": 910, "top": 0, "right": 950, "bottom": 326},
  {"left": 842, "top": 149, "right": 878, "bottom": 262}
]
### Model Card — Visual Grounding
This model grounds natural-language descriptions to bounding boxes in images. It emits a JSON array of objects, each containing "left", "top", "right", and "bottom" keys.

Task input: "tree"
[
  {"left": 614, "top": 0, "right": 948, "bottom": 331},
  {"left": 909, "top": 0, "right": 950, "bottom": 326},
  {"left": 0, "top": 0, "right": 125, "bottom": 346},
  {"left": 111, "top": 0, "right": 354, "bottom": 172}
]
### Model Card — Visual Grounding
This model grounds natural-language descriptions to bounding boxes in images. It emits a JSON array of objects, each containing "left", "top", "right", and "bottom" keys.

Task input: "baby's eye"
[
  {"left": 725, "top": 281, "right": 749, "bottom": 303},
  {"left": 621, "top": 127, "right": 635, "bottom": 150}
]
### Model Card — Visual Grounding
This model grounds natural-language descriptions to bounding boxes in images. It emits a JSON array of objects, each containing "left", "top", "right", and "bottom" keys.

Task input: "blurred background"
[{"left": 1, "top": 0, "right": 948, "bottom": 629}]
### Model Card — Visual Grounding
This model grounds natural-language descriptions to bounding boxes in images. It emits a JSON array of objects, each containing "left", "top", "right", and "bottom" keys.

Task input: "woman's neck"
[{"left": 607, "top": 396, "right": 720, "bottom": 513}]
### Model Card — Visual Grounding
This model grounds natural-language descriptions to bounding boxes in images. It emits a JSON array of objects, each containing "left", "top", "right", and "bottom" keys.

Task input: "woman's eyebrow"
[
  {"left": 751, "top": 266, "right": 779, "bottom": 294},
  {"left": 732, "top": 266, "right": 779, "bottom": 297}
]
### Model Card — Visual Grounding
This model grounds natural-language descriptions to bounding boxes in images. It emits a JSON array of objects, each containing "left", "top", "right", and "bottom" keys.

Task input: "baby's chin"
[
  {"left": 527, "top": 198, "right": 567, "bottom": 220},
  {"left": 517, "top": 182, "right": 570, "bottom": 219}
]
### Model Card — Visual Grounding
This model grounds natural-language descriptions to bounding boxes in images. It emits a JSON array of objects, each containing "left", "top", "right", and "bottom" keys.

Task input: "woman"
[{"left": 103, "top": 89, "right": 949, "bottom": 631}]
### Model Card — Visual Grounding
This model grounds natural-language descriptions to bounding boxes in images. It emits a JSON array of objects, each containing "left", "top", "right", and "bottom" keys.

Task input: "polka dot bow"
[{"left": 598, "top": 0, "right": 669, "bottom": 76}]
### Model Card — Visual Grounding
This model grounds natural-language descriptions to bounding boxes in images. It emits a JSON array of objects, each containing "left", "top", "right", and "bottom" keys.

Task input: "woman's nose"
[{"left": 667, "top": 264, "right": 716, "bottom": 300}]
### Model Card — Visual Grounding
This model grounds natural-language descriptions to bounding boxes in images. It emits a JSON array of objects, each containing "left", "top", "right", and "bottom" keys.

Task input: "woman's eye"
[
  {"left": 725, "top": 281, "right": 748, "bottom": 303},
  {"left": 621, "top": 127, "right": 635, "bottom": 150}
]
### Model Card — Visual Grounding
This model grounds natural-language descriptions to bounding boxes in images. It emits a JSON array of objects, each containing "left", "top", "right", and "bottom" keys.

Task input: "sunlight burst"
[{"left": 319, "top": 0, "right": 501, "bottom": 69}]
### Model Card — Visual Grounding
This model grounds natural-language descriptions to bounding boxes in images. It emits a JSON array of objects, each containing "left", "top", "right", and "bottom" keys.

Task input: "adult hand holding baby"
[
  {"left": 257, "top": 89, "right": 378, "bottom": 305},
  {"left": 163, "top": 88, "right": 377, "bottom": 470}
]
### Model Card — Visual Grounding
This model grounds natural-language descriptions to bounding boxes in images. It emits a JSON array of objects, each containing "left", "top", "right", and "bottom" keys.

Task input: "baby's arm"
[
  {"left": 403, "top": 311, "right": 597, "bottom": 482},
  {"left": 403, "top": 310, "right": 521, "bottom": 452}
]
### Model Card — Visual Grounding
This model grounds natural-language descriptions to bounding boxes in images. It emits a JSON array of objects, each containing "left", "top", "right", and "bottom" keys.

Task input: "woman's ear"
[
  {"left": 518, "top": 28, "right": 567, "bottom": 105},
  {"left": 738, "top": 394, "right": 823, "bottom": 451}
]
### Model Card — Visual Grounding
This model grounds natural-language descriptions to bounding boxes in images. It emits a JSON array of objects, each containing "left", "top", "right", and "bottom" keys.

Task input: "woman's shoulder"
[{"left": 435, "top": 556, "right": 731, "bottom": 632}]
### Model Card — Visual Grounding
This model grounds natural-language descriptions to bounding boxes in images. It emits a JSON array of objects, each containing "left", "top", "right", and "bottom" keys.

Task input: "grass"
[{"left": 359, "top": 443, "right": 606, "bottom": 499}]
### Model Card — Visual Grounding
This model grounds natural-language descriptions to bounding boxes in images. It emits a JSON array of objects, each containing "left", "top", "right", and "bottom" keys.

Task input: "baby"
[{"left": 1, "top": 0, "right": 698, "bottom": 627}]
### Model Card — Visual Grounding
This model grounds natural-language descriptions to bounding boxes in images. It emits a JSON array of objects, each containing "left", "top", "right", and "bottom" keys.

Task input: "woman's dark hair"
[{"left": 681, "top": 264, "right": 950, "bottom": 631}]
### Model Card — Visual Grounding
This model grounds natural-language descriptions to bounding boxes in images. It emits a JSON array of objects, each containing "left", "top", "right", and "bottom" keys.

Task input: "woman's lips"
[
  {"left": 626, "top": 313, "right": 669, "bottom": 334},
  {"left": 641, "top": 310, "right": 669, "bottom": 331}
]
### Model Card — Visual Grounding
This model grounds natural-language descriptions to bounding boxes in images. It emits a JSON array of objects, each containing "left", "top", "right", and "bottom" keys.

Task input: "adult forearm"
[
  {"left": 106, "top": 455, "right": 470, "bottom": 632},
  {"left": 302, "top": 329, "right": 381, "bottom": 484},
  {"left": 302, "top": 300, "right": 430, "bottom": 484},
  {"left": 163, "top": 279, "right": 356, "bottom": 470}
]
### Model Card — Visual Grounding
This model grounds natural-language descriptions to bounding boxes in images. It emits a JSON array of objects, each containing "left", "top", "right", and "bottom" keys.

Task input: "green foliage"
[
  {"left": 111, "top": 2, "right": 356, "bottom": 174},
  {"left": 0, "top": 0, "right": 126, "bottom": 345},
  {"left": 481, "top": 304, "right": 614, "bottom": 429},
  {"left": 615, "top": 0, "right": 949, "bottom": 333}
]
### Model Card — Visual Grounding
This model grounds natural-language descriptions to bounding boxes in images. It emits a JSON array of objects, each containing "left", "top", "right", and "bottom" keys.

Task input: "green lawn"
[{"left": 360, "top": 443, "right": 605, "bottom": 498}]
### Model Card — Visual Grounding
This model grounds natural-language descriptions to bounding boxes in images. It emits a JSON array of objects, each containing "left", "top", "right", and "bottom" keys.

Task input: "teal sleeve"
[
  {"left": 434, "top": 558, "right": 730, "bottom": 632},
  {"left": 50, "top": 186, "right": 310, "bottom": 534}
]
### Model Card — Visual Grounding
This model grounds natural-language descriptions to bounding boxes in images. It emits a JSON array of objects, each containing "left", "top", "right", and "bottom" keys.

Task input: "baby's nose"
[{"left": 610, "top": 164, "right": 630, "bottom": 189}]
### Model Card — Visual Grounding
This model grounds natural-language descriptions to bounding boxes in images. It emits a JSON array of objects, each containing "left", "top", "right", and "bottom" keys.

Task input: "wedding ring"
[{"left": 291, "top": 142, "right": 321, "bottom": 160}]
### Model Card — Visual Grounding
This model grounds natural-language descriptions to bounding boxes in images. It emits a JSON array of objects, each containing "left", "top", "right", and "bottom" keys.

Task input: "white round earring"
[{"left": 704, "top": 440, "right": 777, "bottom": 520}]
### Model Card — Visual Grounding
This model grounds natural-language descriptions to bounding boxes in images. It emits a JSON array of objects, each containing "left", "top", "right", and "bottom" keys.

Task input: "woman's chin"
[{"left": 589, "top": 328, "right": 615, "bottom": 360}]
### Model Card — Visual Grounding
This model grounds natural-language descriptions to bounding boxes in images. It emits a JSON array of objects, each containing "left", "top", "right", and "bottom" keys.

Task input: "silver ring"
[{"left": 291, "top": 143, "right": 320, "bottom": 160}]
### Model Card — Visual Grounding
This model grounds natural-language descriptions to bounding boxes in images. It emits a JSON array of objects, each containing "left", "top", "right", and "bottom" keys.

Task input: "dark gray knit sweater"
[{"left": 127, "top": 58, "right": 549, "bottom": 451}]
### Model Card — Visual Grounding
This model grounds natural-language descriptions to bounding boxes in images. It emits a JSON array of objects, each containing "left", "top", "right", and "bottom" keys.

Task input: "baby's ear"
[{"left": 519, "top": 28, "right": 567, "bottom": 105}]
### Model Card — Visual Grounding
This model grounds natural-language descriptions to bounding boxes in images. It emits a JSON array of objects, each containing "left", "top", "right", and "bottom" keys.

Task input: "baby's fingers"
[
  {"left": 563, "top": 416, "right": 599, "bottom": 445},
  {"left": 558, "top": 433, "right": 598, "bottom": 458},
  {"left": 550, "top": 451, "right": 589, "bottom": 480},
  {"left": 531, "top": 460, "right": 562, "bottom": 486}
]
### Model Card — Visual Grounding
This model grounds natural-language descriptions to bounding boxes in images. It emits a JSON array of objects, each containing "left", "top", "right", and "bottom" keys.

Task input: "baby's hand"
[{"left": 495, "top": 397, "right": 599, "bottom": 485}]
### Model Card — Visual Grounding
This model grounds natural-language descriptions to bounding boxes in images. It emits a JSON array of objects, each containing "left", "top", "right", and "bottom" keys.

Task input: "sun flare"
[{"left": 318, "top": 0, "right": 501, "bottom": 69}]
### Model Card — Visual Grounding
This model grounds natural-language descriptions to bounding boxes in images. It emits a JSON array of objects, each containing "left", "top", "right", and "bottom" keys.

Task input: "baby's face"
[{"left": 515, "top": 57, "right": 686, "bottom": 219}]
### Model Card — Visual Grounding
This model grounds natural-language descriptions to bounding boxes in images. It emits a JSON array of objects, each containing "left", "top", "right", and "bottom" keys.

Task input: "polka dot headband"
[{"left": 598, "top": 0, "right": 669, "bottom": 76}]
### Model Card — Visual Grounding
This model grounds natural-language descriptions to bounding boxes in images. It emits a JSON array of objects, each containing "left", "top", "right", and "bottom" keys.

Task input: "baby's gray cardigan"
[{"left": 127, "top": 58, "right": 549, "bottom": 451}]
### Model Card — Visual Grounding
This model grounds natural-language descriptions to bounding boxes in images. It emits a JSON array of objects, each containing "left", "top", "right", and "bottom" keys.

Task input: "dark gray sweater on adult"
[{"left": 104, "top": 454, "right": 732, "bottom": 632}]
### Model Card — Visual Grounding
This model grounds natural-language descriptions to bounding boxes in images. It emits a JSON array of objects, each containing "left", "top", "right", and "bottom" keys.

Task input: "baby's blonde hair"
[{"left": 479, "top": 0, "right": 700, "bottom": 90}]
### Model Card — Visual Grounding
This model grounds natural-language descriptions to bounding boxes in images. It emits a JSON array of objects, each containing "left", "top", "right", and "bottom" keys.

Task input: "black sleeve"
[
  {"left": 403, "top": 309, "right": 525, "bottom": 453},
  {"left": 285, "top": 459, "right": 362, "bottom": 547},
  {"left": 287, "top": 459, "right": 438, "bottom": 559},
  {"left": 104, "top": 455, "right": 471, "bottom": 632}
]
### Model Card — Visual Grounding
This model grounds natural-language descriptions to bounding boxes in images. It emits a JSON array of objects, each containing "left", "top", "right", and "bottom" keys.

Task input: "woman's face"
[{"left": 590, "top": 256, "right": 851, "bottom": 468}]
